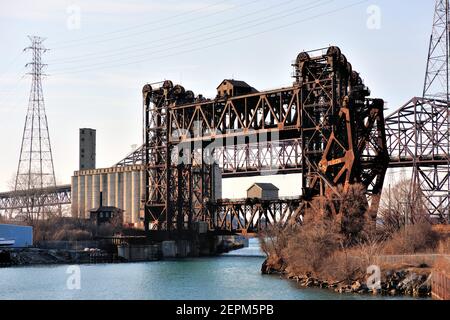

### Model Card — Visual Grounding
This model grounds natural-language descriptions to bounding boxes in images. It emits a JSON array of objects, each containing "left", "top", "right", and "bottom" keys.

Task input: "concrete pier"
[{"left": 117, "top": 244, "right": 159, "bottom": 262}]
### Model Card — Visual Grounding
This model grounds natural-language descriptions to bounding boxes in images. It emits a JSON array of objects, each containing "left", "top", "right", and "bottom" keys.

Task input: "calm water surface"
[{"left": 0, "top": 240, "right": 416, "bottom": 300}]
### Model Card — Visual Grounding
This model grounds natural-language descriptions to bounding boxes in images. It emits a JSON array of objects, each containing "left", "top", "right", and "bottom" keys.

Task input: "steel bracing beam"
[
  {"left": 0, "top": 185, "right": 71, "bottom": 212},
  {"left": 386, "top": 97, "right": 450, "bottom": 222},
  {"left": 142, "top": 46, "right": 389, "bottom": 234},
  {"left": 214, "top": 198, "right": 303, "bottom": 234}
]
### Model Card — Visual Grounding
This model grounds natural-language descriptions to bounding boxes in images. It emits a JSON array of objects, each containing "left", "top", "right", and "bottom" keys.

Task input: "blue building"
[{"left": 0, "top": 224, "right": 33, "bottom": 248}]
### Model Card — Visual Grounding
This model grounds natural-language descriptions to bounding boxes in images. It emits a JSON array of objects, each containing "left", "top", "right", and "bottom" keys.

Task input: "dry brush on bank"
[{"left": 259, "top": 182, "right": 448, "bottom": 296}]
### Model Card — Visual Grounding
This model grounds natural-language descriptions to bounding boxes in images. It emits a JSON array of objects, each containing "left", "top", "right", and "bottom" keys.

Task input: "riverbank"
[
  {"left": 0, "top": 248, "right": 118, "bottom": 266},
  {"left": 262, "top": 259, "right": 432, "bottom": 297},
  {"left": 0, "top": 235, "right": 247, "bottom": 267},
  {"left": 0, "top": 247, "right": 417, "bottom": 300}
]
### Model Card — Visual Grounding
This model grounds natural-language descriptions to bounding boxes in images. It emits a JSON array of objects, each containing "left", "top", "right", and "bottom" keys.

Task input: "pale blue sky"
[{"left": 0, "top": 0, "right": 435, "bottom": 195}]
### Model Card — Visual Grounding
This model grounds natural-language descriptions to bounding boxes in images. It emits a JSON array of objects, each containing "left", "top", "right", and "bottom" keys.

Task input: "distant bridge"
[{"left": 0, "top": 184, "right": 71, "bottom": 211}]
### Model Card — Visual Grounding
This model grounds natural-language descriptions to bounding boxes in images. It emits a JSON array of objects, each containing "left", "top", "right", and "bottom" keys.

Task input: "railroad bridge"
[
  {"left": 142, "top": 47, "right": 389, "bottom": 234},
  {"left": 1, "top": 47, "right": 449, "bottom": 234}
]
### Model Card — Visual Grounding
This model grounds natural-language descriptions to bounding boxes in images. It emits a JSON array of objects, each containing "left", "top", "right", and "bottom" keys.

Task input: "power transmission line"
[
  {"left": 0, "top": 75, "right": 27, "bottom": 107},
  {"left": 49, "top": 0, "right": 251, "bottom": 49},
  {"left": 49, "top": 0, "right": 364, "bottom": 75},
  {"left": 47, "top": 0, "right": 293, "bottom": 65},
  {"left": 48, "top": 0, "right": 337, "bottom": 74},
  {"left": 0, "top": 51, "right": 25, "bottom": 82}
]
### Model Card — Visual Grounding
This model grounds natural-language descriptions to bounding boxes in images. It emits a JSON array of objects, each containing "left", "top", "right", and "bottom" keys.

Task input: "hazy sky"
[{"left": 0, "top": 0, "right": 434, "bottom": 197}]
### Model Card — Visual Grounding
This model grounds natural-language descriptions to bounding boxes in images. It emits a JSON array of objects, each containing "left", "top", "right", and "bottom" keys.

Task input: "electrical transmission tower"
[
  {"left": 423, "top": 0, "right": 449, "bottom": 100},
  {"left": 411, "top": 0, "right": 450, "bottom": 222},
  {"left": 11, "top": 36, "right": 58, "bottom": 221}
]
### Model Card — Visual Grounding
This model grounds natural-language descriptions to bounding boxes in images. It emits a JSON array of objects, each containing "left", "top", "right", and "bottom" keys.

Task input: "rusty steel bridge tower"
[{"left": 142, "top": 47, "right": 389, "bottom": 234}]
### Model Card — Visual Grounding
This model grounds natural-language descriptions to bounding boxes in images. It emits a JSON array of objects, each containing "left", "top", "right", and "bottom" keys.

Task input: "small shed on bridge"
[
  {"left": 247, "top": 183, "right": 279, "bottom": 201},
  {"left": 216, "top": 79, "right": 258, "bottom": 98}
]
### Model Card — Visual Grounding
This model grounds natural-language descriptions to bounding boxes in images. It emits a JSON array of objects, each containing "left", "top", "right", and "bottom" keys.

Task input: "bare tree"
[{"left": 378, "top": 179, "right": 428, "bottom": 235}]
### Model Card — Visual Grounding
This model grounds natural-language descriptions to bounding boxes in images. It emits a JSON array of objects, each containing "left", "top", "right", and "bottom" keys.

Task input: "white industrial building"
[{"left": 71, "top": 165, "right": 145, "bottom": 226}]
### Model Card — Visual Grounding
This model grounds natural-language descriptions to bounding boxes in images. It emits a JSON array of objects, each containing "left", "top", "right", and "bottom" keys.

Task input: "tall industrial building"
[
  {"left": 79, "top": 128, "right": 96, "bottom": 170},
  {"left": 71, "top": 165, "right": 145, "bottom": 226},
  {"left": 72, "top": 128, "right": 145, "bottom": 226}
]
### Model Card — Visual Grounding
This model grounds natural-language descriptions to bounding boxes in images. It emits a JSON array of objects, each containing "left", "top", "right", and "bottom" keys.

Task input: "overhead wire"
[
  {"left": 48, "top": 0, "right": 337, "bottom": 74},
  {"left": 49, "top": 0, "right": 367, "bottom": 75},
  {"left": 47, "top": 0, "right": 295, "bottom": 64},
  {"left": 48, "top": 0, "right": 256, "bottom": 49}
]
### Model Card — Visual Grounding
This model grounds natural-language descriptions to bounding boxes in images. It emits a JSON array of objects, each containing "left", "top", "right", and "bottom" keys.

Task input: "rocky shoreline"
[
  {"left": 262, "top": 259, "right": 432, "bottom": 298},
  {"left": 0, "top": 248, "right": 119, "bottom": 266},
  {"left": 0, "top": 238, "right": 246, "bottom": 267}
]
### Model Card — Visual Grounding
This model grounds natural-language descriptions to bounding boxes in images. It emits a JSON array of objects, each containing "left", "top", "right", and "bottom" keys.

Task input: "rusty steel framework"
[{"left": 143, "top": 47, "right": 389, "bottom": 234}]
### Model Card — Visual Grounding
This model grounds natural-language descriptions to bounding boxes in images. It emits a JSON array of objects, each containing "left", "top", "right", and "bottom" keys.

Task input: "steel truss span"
[
  {"left": 143, "top": 46, "right": 389, "bottom": 234},
  {"left": 0, "top": 185, "right": 71, "bottom": 213},
  {"left": 214, "top": 198, "right": 303, "bottom": 234},
  {"left": 386, "top": 97, "right": 450, "bottom": 222}
]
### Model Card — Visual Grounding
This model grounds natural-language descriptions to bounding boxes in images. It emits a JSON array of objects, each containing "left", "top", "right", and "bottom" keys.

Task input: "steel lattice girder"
[
  {"left": 296, "top": 47, "right": 389, "bottom": 219},
  {"left": 142, "top": 46, "right": 389, "bottom": 233},
  {"left": 0, "top": 185, "right": 71, "bottom": 212},
  {"left": 386, "top": 97, "right": 450, "bottom": 221},
  {"left": 214, "top": 198, "right": 303, "bottom": 234}
]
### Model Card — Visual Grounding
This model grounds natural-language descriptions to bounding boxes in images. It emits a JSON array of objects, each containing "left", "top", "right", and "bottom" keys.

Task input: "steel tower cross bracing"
[
  {"left": 142, "top": 47, "right": 389, "bottom": 234},
  {"left": 424, "top": 0, "right": 450, "bottom": 100},
  {"left": 385, "top": 0, "right": 450, "bottom": 223},
  {"left": 12, "top": 36, "right": 58, "bottom": 220},
  {"left": 415, "top": 0, "right": 450, "bottom": 222}
]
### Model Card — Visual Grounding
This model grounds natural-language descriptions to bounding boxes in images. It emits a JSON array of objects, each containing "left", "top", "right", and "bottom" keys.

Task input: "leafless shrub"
[
  {"left": 53, "top": 228, "right": 92, "bottom": 241},
  {"left": 321, "top": 248, "right": 364, "bottom": 283},
  {"left": 378, "top": 179, "right": 429, "bottom": 235},
  {"left": 96, "top": 223, "right": 116, "bottom": 237},
  {"left": 32, "top": 217, "right": 96, "bottom": 241},
  {"left": 382, "top": 221, "right": 439, "bottom": 254},
  {"left": 283, "top": 214, "right": 343, "bottom": 277},
  {"left": 338, "top": 184, "right": 373, "bottom": 245},
  {"left": 259, "top": 224, "right": 295, "bottom": 271}
]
